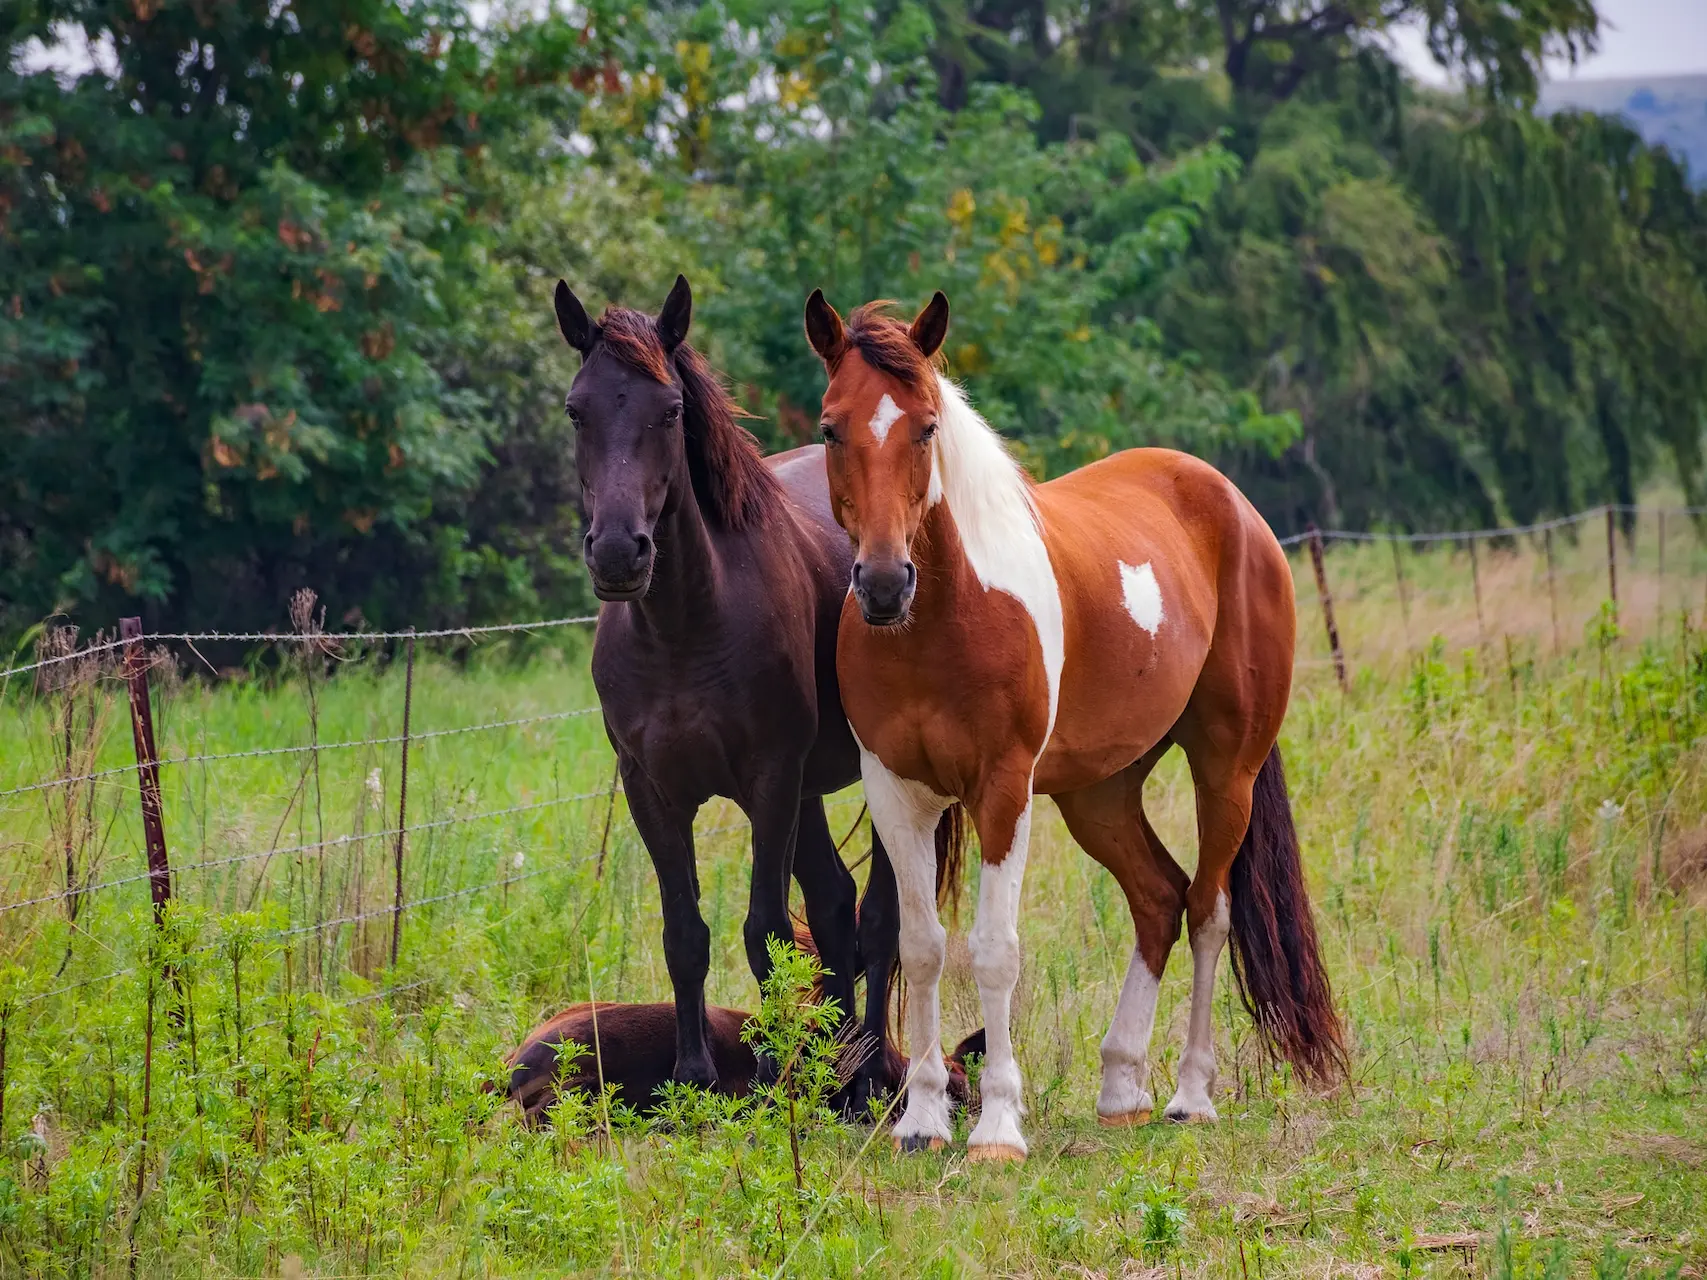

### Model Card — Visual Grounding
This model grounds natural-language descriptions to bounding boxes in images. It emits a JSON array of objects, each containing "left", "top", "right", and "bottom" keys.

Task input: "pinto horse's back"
[{"left": 1033, "top": 447, "right": 1294, "bottom": 792}]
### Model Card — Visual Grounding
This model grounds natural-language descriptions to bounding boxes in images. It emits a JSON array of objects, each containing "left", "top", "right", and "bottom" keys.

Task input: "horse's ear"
[
  {"left": 554, "top": 280, "right": 596, "bottom": 356},
  {"left": 910, "top": 291, "right": 950, "bottom": 359},
  {"left": 804, "top": 288, "right": 845, "bottom": 364},
  {"left": 657, "top": 274, "right": 692, "bottom": 353}
]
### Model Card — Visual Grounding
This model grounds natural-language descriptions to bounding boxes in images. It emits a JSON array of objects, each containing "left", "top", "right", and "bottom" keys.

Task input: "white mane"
[
  {"left": 930, "top": 375, "right": 1039, "bottom": 547},
  {"left": 930, "top": 374, "right": 1065, "bottom": 737}
]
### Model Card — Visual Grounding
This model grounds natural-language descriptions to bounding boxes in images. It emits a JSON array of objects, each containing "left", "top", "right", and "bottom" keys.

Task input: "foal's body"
[
  {"left": 554, "top": 278, "right": 906, "bottom": 1106},
  {"left": 805, "top": 295, "right": 1343, "bottom": 1160}
]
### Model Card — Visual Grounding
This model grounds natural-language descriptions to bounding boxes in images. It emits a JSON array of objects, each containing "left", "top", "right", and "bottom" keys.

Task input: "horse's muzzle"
[
  {"left": 585, "top": 530, "right": 655, "bottom": 601},
  {"left": 853, "top": 559, "right": 915, "bottom": 627}
]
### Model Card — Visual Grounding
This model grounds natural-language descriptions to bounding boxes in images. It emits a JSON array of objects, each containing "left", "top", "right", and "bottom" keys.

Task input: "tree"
[{"left": 0, "top": 0, "right": 594, "bottom": 635}]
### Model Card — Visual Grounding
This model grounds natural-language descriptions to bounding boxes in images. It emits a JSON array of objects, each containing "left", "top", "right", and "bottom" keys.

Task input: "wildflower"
[
  {"left": 366, "top": 768, "right": 383, "bottom": 805},
  {"left": 512, "top": 851, "right": 526, "bottom": 871}
]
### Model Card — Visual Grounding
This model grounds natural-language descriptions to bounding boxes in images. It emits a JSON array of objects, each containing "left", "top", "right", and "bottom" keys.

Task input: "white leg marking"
[
  {"left": 1165, "top": 890, "right": 1229, "bottom": 1121},
  {"left": 868, "top": 393, "right": 903, "bottom": 445},
  {"left": 966, "top": 799, "right": 1032, "bottom": 1157},
  {"left": 858, "top": 748, "right": 952, "bottom": 1146},
  {"left": 1097, "top": 947, "right": 1161, "bottom": 1121},
  {"left": 1118, "top": 561, "right": 1166, "bottom": 637}
]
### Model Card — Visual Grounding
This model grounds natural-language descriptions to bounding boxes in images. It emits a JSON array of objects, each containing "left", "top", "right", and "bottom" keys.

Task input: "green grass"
[{"left": 1, "top": 529, "right": 1705, "bottom": 1278}]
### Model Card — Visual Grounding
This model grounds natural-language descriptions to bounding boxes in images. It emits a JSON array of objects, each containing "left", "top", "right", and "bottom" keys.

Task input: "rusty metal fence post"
[
  {"left": 120, "top": 619, "right": 171, "bottom": 928},
  {"left": 1306, "top": 525, "right": 1349, "bottom": 692},
  {"left": 390, "top": 630, "right": 416, "bottom": 968}
]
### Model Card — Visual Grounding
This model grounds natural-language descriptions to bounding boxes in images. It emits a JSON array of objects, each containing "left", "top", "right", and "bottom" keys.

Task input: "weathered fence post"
[
  {"left": 1306, "top": 525, "right": 1348, "bottom": 692},
  {"left": 390, "top": 630, "right": 416, "bottom": 969},
  {"left": 1543, "top": 527, "right": 1561, "bottom": 655},
  {"left": 1468, "top": 536, "right": 1487, "bottom": 650},
  {"left": 120, "top": 619, "right": 171, "bottom": 929},
  {"left": 1390, "top": 539, "right": 1411, "bottom": 652},
  {"left": 1657, "top": 509, "right": 1667, "bottom": 629},
  {"left": 1605, "top": 506, "right": 1619, "bottom": 617}
]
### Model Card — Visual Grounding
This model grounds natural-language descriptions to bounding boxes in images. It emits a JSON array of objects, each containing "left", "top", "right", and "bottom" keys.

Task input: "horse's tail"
[
  {"left": 1227, "top": 745, "right": 1347, "bottom": 1084},
  {"left": 934, "top": 803, "right": 966, "bottom": 918}
]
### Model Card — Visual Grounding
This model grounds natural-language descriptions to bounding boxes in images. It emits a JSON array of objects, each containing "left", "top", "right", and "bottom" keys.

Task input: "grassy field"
[{"left": 1, "top": 515, "right": 1705, "bottom": 1278}]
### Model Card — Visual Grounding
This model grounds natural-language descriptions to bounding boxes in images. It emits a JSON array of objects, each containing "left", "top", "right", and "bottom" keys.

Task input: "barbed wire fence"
[{"left": 1, "top": 502, "right": 1703, "bottom": 1035}]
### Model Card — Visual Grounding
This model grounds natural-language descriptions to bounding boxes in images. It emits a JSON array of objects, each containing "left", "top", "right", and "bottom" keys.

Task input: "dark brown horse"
[
  {"left": 552, "top": 275, "right": 959, "bottom": 1111},
  {"left": 501, "top": 904, "right": 978, "bottom": 1123},
  {"left": 499, "top": 1002, "right": 985, "bottom": 1124}
]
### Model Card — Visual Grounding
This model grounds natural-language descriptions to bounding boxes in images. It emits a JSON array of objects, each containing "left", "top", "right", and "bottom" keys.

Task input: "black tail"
[{"left": 1227, "top": 746, "right": 1348, "bottom": 1084}]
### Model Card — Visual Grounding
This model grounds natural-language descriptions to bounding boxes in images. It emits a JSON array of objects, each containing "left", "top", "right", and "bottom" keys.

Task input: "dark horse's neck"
[{"left": 626, "top": 468, "right": 730, "bottom": 634}]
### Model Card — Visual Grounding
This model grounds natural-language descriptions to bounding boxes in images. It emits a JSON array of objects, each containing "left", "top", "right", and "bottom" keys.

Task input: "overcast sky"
[{"left": 1388, "top": 0, "right": 1706, "bottom": 85}]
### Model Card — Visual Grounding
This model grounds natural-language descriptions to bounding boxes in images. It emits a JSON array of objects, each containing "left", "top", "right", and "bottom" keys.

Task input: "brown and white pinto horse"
[{"left": 803, "top": 291, "right": 1345, "bottom": 1162}]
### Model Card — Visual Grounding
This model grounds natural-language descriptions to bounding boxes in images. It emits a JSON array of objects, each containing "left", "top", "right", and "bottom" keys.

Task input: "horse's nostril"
[
  {"left": 852, "top": 562, "right": 865, "bottom": 586},
  {"left": 633, "top": 532, "right": 653, "bottom": 562},
  {"left": 904, "top": 562, "right": 917, "bottom": 589}
]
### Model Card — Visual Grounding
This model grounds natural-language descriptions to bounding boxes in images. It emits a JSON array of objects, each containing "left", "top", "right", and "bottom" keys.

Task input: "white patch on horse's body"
[
  {"left": 1097, "top": 948, "right": 1162, "bottom": 1120},
  {"left": 965, "top": 797, "right": 1032, "bottom": 1156},
  {"left": 1118, "top": 561, "right": 1166, "bottom": 638},
  {"left": 932, "top": 375, "right": 1064, "bottom": 739},
  {"left": 1165, "top": 889, "right": 1230, "bottom": 1122},
  {"left": 869, "top": 393, "right": 903, "bottom": 445},
  {"left": 855, "top": 737, "right": 955, "bottom": 1146}
]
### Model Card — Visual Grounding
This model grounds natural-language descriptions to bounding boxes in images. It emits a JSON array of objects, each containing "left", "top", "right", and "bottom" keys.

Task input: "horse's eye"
[
  {"left": 919, "top": 420, "right": 938, "bottom": 443},
  {"left": 662, "top": 404, "right": 682, "bottom": 427},
  {"left": 821, "top": 422, "right": 839, "bottom": 445},
  {"left": 566, "top": 405, "right": 582, "bottom": 429}
]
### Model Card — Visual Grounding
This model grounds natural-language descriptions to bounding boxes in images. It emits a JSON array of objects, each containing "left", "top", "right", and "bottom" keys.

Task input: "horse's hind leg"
[
  {"left": 1056, "top": 744, "right": 1189, "bottom": 1126},
  {"left": 1168, "top": 696, "right": 1277, "bottom": 1120},
  {"left": 789, "top": 796, "right": 863, "bottom": 1094},
  {"left": 850, "top": 829, "right": 901, "bottom": 1114}
]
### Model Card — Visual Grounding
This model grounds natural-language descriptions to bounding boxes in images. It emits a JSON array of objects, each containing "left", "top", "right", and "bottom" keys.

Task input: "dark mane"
[
  {"left": 594, "top": 306, "right": 782, "bottom": 530},
  {"left": 842, "top": 301, "right": 944, "bottom": 404}
]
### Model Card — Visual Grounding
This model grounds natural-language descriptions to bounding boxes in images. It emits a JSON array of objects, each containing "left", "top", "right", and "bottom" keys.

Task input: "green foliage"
[{"left": 5, "top": 0, "right": 1707, "bottom": 640}]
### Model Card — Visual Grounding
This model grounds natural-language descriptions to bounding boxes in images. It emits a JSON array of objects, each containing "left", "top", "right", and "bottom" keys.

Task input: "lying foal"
[
  {"left": 498, "top": 999, "right": 984, "bottom": 1124},
  {"left": 498, "top": 916, "right": 982, "bottom": 1124}
]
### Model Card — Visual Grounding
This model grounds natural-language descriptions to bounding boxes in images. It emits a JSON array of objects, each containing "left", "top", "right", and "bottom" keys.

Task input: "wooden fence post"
[
  {"left": 120, "top": 619, "right": 171, "bottom": 929},
  {"left": 1657, "top": 509, "right": 1666, "bottom": 629},
  {"left": 1544, "top": 527, "right": 1561, "bottom": 655},
  {"left": 1306, "top": 525, "right": 1349, "bottom": 692},
  {"left": 1391, "top": 539, "right": 1411, "bottom": 652},
  {"left": 1468, "top": 536, "right": 1487, "bottom": 650},
  {"left": 390, "top": 631, "right": 416, "bottom": 969},
  {"left": 1605, "top": 506, "right": 1619, "bottom": 617}
]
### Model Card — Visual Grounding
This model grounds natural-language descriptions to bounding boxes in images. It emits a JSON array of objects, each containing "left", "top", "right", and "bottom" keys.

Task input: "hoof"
[
  {"left": 967, "top": 1143, "right": 1026, "bottom": 1164},
  {"left": 1098, "top": 1108, "right": 1153, "bottom": 1128},
  {"left": 1163, "top": 1107, "right": 1217, "bottom": 1124},
  {"left": 893, "top": 1135, "right": 946, "bottom": 1154}
]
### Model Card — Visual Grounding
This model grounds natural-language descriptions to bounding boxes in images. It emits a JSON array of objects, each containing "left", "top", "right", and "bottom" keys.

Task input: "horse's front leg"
[
  {"left": 622, "top": 760, "right": 716, "bottom": 1090},
  {"left": 965, "top": 765, "right": 1037, "bottom": 1163},
  {"left": 860, "top": 751, "right": 952, "bottom": 1150}
]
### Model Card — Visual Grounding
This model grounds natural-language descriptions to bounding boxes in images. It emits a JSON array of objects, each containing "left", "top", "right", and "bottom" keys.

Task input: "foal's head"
[
  {"left": 804, "top": 290, "right": 950, "bottom": 626},
  {"left": 555, "top": 274, "right": 776, "bottom": 601}
]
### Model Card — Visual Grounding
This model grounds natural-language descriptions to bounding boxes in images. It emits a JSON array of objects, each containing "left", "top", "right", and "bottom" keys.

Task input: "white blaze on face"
[
  {"left": 869, "top": 393, "right": 904, "bottom": 445},
  {"left": 1119, "top": 561, "right": 1165, "bottom": 637}
]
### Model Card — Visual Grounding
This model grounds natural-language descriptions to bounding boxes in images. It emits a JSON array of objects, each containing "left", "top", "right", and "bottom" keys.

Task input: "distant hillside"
[{"left": 1539, "top": 74, "right": 1707, "bottom": 184}]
